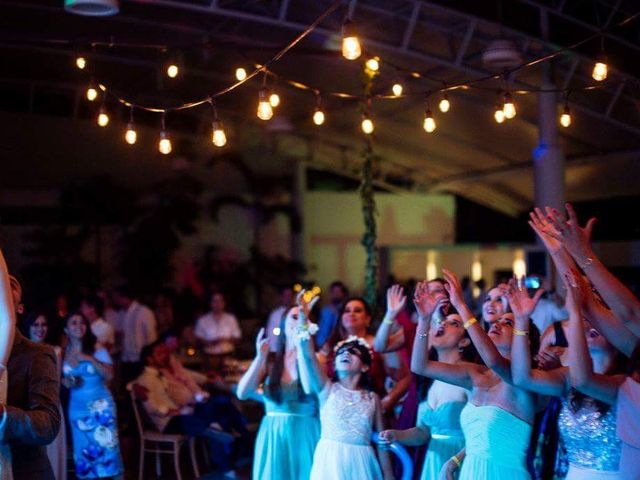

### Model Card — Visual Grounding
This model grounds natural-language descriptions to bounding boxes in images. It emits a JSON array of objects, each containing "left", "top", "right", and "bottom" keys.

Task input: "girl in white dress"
[{"left": 295, "top": 291, "right": 393, "bottom": 480}]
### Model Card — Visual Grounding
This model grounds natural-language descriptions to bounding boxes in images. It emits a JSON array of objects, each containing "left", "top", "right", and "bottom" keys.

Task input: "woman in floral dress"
[{"left": 63, "top": 313, "right": 123, "bottom": 479}]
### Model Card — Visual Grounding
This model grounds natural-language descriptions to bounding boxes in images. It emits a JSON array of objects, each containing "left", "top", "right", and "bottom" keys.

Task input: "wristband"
[
  {"left": 463, "top": 317, "right": 478, "bottom": 330},
  {"left": 383, "top": 316, "right": 395, "bottom": 325},
  {"left": 513, "top": 328, "right": 529, "bottom": 336},
  {"left": 451, "top": 455, "right": 461, "bottom": 468},
  {"left": 581, "top": 257, "right": 594, "bottom": 270},
  {"left": 416, "top": 331, "right": 428, "bottom": 339}
]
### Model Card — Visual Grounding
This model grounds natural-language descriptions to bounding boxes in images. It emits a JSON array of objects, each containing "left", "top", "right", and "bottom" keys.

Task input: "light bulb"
[
  {"left": 257, "top": 88, "right": 273, "bottom": 120},
  {"left": 392, "top": 83, "right": 403, "bottom": 97},
  {"left": 166, "top": 64, "right": 179, "bottom": 78},
  {"left": 211, "top": 120, "right": 227, "bottom": 147},
  {"left": 159, "top": 131, "right": 172, "bottom": 155},
  {"left": 235, "top": 67, "right": 247, "bottom": 81},
  {"left": 494, "top": 106, "right": 505, "bottom": 124},
  {"left": 97, "top": 106, "right": 109, "bottom": 127},
  {"left": 592, "top": 61, "right": 608, "bottom": 81},
  {"left": 76, "top": 56, "right": 86, "bottom": 70},
  {"left": 342, "top": 19, "right": 361, "bottom": 60},
  {"left": 125, "top": 123, "right": 137, "bottom": 145},
  {"left": 365, "top": 57, "right": 380, "bottom": 72},
  {"left": 86, "top": 86, "right": 98, "bottom": 101},
  {"left": 503, "top": 93, "right": 516, "bottom": 119},
  {"left": 423, "top": 110, "right": 436, "bottom": 133},
  {"left": 438, "top": 94, "right": 450, "bottom": 113},
  {"left": 269, "top": 92, "right": 280, "bottom": 108},
  {"left": 313, "top": 108, "right": 325, "bottom": 126},
  {"left": 361, "top": 116, "right": 374, "bottom": 134},
  {"left": 560, "top": 105, "right": 572, "bottom": 127}
]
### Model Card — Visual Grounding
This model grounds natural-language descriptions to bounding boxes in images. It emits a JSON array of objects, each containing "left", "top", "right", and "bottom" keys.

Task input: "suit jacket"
[{"left": 2, "top": 331, "right": 60, "bottom": 480}]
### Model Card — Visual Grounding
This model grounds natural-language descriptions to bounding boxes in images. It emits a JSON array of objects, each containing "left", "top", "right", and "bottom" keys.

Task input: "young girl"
[
  {"left": 237, "top": 306, "right": 320, "bottom": 480},
  {"left": 295, "top": 291, "right": 393, "bottom": 480},
  {"left": 412, "top": 269, "right": 539, "bottom": 480},
  {"left": 380, "top": 281, "right": 471, "bottom": 480}
]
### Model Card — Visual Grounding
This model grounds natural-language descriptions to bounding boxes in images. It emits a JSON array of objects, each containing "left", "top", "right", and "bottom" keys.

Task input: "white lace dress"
[
  {"left": 0, "top": 369, "right": 12, "bottom": 480},
  {"left": 310, "top": 382, "right": 383, "bottom": 480}
]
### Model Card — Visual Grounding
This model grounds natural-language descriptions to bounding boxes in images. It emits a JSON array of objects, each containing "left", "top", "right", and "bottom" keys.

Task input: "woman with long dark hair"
[
  {"left": 63, "top": 313, "right": 123, "bottom": 479},
  {"left": 237, "top": 305, "right": 320, "bottom": 480}
]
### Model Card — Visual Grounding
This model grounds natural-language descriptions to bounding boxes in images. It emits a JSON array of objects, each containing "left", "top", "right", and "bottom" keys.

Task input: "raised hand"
[
  {"left": 386, "top": 284, "right": 407, "bottom": 317},
  {"left": 255, "top": 327, "right": 269, "bottom": 359},
  {"left": 296, "top": 289, "right": 320, "bottom": 321},
  {"left": 413, "top": 281, "right": 440, "bottom": 320},
  {"left": 529, "top": 207, "right": 563, "bottom": 254},
  {"left": 546, "top": 204, "right": 597, "bottom": 261},
  {"left": 505, "top": 277, "right": 544, "bottom": 320},
  {"left": 377, "top": 429, "right": 398, "bottom": 450},
  {"left": 442, "top": 269, "right": 465, "bottom": 309}
]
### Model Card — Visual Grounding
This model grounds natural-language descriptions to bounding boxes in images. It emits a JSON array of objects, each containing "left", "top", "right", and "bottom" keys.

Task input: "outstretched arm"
[
  {"left": 374, "top": 284, "right": 407, "bottom": 353},
  {"left": 565, "top": 270, "right": 623, "bottom": 405},
  {"left": 443, "top": 269, "right": 512, "bottom": 381},
  {"left": 548, "top": 204, "right": 640, "bottom": 338},
  {"left": 374, "top": 395, "right": 394, "bottom": 480},
  {"left": 295, "top": 291, "right": 327, "bottom": 395},
  {"left": 507, "top": 278, "right": 567, "bottom": 396},
  {"left": 411, "top": 281, "right": 476, "bottom": 389},
  {"left": 237, "top": 328, "right": 269, "bottom": 400}
]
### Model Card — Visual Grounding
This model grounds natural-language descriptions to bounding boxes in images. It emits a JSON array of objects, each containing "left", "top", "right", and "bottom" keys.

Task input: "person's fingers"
[
  {"left": 532, "top": 288, "right": 545, "bottom": 304},
  {"left": 257, "top": 327, "right": 265, "bottom": 341},
  {"left": 565, "top": 203, "right": 578, "bottom": 227},
  {"left": 585, "top": 217, "right": 597, "bottom": 238}
]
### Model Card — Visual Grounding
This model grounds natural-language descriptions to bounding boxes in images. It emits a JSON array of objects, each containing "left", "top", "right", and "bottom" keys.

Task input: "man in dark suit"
[{"left": 0, "top": 276, "right": 60, "bottom": 479}]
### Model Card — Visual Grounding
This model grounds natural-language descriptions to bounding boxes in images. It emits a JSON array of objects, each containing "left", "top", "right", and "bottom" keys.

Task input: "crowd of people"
[{"left": 0, "top": 202, "right": 639, "bottom": 480}]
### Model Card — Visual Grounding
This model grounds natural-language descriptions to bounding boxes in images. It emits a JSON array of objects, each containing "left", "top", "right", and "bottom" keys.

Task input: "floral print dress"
[{"left": 63, "top": 349, "right": 123, "bottom": 479}]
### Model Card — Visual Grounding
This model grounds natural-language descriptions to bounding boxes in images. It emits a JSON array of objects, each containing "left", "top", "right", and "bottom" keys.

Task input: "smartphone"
[{"left": 524, "top": 277, "right": 541, "bottom": 289}]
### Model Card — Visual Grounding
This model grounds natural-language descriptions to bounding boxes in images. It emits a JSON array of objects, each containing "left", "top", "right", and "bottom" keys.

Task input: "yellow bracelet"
[
  {"left": 463, "top": 317, "right": 478, "bottom": 330},
  {"left": 513, "top": 328, "right": 529, "bottom": 336},
  {"left": 451, "top": 455, "right": 461, "bottom": 468}
]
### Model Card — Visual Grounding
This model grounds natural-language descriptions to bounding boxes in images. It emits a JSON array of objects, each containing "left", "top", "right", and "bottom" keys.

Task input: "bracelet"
[
  {"left": 463, "top": 317, "right": 478, "bottom": 330},
  {"left": 383, "top": 316, "right": 395, "bottom": 325},
  {"left": 513, "top": 328, "right": 529, "bottom": 336},
  {"left": 581, "top": 257, "right": 594, "bottom": 270},
  {"left": 417, "top": 331, "right": 428, "bottom": 339},
  {"left": 451, "top": 455, "right": 461, "bottom": 468}
]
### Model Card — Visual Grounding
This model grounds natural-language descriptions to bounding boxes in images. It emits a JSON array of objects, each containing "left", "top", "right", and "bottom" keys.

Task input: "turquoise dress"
[
  {"left": 417, "top": 400, "right": 466, "bottom": 480},
  {"left": 252, "top": 380, "right": 320, "bottom": 480},
  {"left": 459, "top": 403, "right": 531, "bottom": 480},
  {"left": 63, "top": 349, "right": 123, "bottom": 479}
]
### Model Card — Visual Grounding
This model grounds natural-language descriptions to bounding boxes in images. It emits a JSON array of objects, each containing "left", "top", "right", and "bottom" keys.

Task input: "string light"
[
  {"left": 97, "top": 104, "right": 109, "bottom": 127},
  {"left": 313, "top": 95, "right": 325, "bottom": 125},
  {"left": 361, "top": 113, "right": 374, "bottom": 134},
  {"left": 166, "top": 63, "right": 179, "bottom": 78},
  {"left": 438, "top": 93, "right": 450, "bottom": 113},
  {"left": 365, "top": 56, "right": 380, "bottom": 72},
  {"left": 75, "top": 56, "right": 86, "bottom": 70},
  {"left": 560, "top": 103, "right": 572, "bottom": 128},
  {"left": 592, "top": 54, "right": 608, "bottom": 81},
  {"left": 257, "top": 88, "right": 274, "bottom": 120},
  {"left": 86, "top": 80, "right": 98, "bottom": 101},
  {"left": 494, "top": 104, "right": 505, "bottom": 124},
  {"left": 423, "top": 109, "right": 436, "bottom": 133},
  {"left": 210, "top": 102, "right": 227, "bottom": 147},
  {"left": 269, "top": 91, "right": 281, "bottom": 108},
  {"left": 235, "top": 67, "right": 247, "bottom": 81},
  {"left": 503, "top": 92, "right": 516, "bottom": 119},
  {"left": 125, "top": 108, "right": 137, "bottom": 145},
  {"left": 392, "top": 82, "right": 403, "bottom": 97},
  {"left": 158, "top": 114, "right": 172, "bottom": 154},
  {"left": 342, "top": 18, "right": 361, "bottom": 60}
]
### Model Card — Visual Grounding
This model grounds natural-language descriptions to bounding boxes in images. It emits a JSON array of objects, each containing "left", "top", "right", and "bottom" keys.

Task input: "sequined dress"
[
  {"left": 557, "top": 395, "right": 621, "bottom": 480},
  {"left": 309, "top": 382, "right": 383, "bottom": 480}
]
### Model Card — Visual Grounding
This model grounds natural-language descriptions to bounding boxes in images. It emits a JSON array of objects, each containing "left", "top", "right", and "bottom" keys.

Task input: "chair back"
[{"left": 129, "top": 388, "right": 147, "bottom": 437}]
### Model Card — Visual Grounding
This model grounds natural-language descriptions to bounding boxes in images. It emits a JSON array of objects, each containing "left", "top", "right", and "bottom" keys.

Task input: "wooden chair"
[{"left": 129, "top": 385, "right": 200, "bottom": 480}]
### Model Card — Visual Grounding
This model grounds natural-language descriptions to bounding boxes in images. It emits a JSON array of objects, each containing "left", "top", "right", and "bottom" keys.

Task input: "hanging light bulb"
[
  {"left": 159, "top": 130, "right": 172, "bottom": 154},
  {"left": 342, "top": 18, "right": 361, "bottom": 60},
  {"left": 503, "top": 92, "right": 516, "bottom": 119},
  {"left": 560, "top": 104, "right": 572, "bottom": 127},
  {"left": 392, "top": 82, "right": 403, "bottom": 97},
  {"left": 235, "top": 67, "right": 247, "bottom": 81},
  {"left": 361, "top": 114, "right": 374, "bottom": 134},
  {"left": 211, "top": 120, "right": 227, "bottom": 147},
  {"left": 97, "top": 105, "right": 109, "bottom": 127},
  {"left": 269, "top": 91, "right": 281, "bottom": 108},
  {"left": 438, "top": 93, "right": 450, "bottom": 113},
  {"left": 494, "top": 104, "right": 505, "bottom": 124},
  {"left": 257, "top": 88, "right": 273, "bottom": 120},
  {"left": 125, "top": 123, "right": 137, "bottom": 145},
  {"left": 86, "top": 82, "right": 98, "bottom": 101},
  {"left": 75, "top": 56, "right": 87, "bottom": 70},
  {"left": 313, "top": 107, "right": 325, "bottom": 126},
  {"left": 592, "top": 54, "right": 608, "bottom": 81},
  {"left": 365, "top": 57, "right": 380, "bottom": 72},
  {"left": 423, "top": 109, "right": 436, "bottom": 133},
  {"left": 166, "top": 64, "right": 179, "bottom": 78}
]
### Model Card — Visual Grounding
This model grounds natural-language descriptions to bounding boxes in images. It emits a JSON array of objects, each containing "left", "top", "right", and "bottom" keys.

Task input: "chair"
[{"left": 129, "top": 388, "right": 200, "bottom": 480}]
